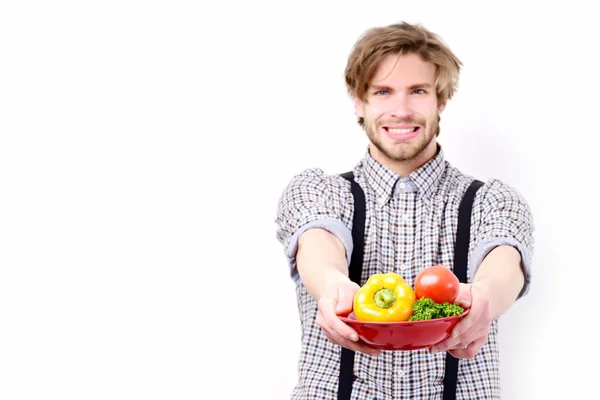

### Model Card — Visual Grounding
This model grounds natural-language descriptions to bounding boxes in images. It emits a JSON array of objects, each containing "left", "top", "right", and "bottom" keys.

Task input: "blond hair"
[{"left": 344, "top": 22, "right": 462, "bottom": 127}]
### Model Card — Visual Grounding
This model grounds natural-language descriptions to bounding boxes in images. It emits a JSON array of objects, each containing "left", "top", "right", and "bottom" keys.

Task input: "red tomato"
[{"left": 414, "top": 265, "right": 460, "bottom": 304}]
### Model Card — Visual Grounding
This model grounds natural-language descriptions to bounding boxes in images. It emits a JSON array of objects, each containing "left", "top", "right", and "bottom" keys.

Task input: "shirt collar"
[{"left": 361, "top": 145, "right": 446, "bottom": 203}]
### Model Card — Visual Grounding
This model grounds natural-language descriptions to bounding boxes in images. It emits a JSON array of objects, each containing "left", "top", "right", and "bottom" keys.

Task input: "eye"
[
  {"left": 412, "top": 89, "right": 426, "bottom": 94},
  {"left": 375, "top": 90, "right": 389, "bottom": 96}
]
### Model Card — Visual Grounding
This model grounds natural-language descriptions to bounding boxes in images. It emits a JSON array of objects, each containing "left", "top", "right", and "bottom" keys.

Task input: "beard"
[{"left": 365, "top": 115, "right": 439, "bottom": 162}]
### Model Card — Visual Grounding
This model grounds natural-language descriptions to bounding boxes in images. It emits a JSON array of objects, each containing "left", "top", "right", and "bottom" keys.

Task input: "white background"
[{"left": 1, "top": 1, "right": 598, "bottom": 399}]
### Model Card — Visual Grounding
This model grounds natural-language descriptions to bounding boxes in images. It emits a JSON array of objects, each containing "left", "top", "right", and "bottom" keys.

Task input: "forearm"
[
  {"left": 473, "top": 245, "right": 525, "bottom": 319},
  {"left": 296, "top": 228, "right": 350, "bottom": 301}
]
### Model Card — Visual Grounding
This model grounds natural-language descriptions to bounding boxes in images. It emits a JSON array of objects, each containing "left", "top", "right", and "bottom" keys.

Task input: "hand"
[
  {"left": 429, "top": 283, "right": 492, "bottom": 358},
  {"left": 315, "top": 281, "right": 381, "bottom": 357}
]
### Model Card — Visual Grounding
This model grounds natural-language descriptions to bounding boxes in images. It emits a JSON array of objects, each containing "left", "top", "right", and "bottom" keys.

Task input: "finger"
[
  {"left": 430, "top": 315, "right": 482, "bottom": 354},
  {"left": 318, "top": 298, "right": 359, "bottom": 341},
  {"left": 316, "top": 309, "right": 380, "bottom": 356},
  {"left": 322, "top": 329, "right": 381, "bottom": 357},
  {"left": 446, "top": 327, "right": 488, "bottom": 351},
  {"left": 436, "top": 321, "right": 483, "bottom": 352},
  {"left": 448, "top": 335, "right": 487, "bottom": 359},
  {"left": 446, "top": 302, "right": 485, "bottom": 339},
  {"left": 335, "top": 286, "right": 356, "bottom": 315},
  {"left": 316, "top": 304, "right": 358, "bottom": 343},
  {"left": 453, "top": 283, "right": 472, "bottom": 308}
]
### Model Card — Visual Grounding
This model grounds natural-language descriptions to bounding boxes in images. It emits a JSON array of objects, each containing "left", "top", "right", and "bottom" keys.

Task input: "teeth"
[{"left": 387, "top": 128, "right": 415, "bottom": 134}]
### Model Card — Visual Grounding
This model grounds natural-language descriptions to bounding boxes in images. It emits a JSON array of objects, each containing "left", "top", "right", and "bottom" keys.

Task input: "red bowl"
[{"left": 339, "top": 309, "right": 470, "bottom": 351}]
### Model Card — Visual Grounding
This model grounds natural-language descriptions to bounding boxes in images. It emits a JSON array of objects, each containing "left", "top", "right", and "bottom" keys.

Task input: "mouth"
[
  {"left": 382, "top": 125, "right": 421, "bottom": 140},
  {"left": 383, "top": 126, "right": 419, "bottom": 134}
]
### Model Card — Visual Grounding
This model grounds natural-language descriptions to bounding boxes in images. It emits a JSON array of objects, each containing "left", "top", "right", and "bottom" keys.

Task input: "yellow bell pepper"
[{"left": 353, "top": 272, "right": 416, "bottom": 322}]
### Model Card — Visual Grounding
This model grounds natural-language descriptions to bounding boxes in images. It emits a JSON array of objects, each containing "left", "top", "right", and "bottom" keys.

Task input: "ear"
[
  {"left": 438, "top": 100, "right": 447, "bottom": 114},
  {"left": 353, "top": 96, "right": 365, "bottom": 118}
]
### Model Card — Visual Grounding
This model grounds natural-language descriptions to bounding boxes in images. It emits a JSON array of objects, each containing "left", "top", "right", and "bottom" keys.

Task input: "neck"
[{"left": 370, "top": 140, "right": 438, "bottom": 177}]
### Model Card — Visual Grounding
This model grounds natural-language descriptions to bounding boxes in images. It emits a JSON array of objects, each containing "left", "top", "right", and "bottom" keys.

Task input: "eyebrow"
[{"left": 370, "top": 83, "right": 433, "bottom": 91}]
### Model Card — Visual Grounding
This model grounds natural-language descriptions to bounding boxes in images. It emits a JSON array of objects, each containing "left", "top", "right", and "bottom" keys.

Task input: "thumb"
[
  {"left": 335, "top": 285, "right": 357, "bottom": 315},
  {"left": 453, "top": 283, "right": 472, "bottom": 308}
]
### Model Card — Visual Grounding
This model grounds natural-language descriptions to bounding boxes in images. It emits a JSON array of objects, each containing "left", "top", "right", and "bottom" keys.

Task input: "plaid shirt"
[{"left": 275, "top": 146, "right": 534, "bottom": 400}]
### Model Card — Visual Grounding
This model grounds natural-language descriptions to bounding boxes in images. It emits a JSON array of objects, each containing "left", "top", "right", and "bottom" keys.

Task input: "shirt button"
[
  {"left": 378, "top": 196, "right": 387, "bottom": 206},
  {"left": 399, "top": 182, "right": 406, "bottom": 189},
  {"left": 397, "top": 369, "right": 405, "bottom": 377},
  {"left": 402, "top": 214, "right": 409, "bottom": 220},
  {"left": 400, "top": 264, "right": 409, "bottom": 271}
]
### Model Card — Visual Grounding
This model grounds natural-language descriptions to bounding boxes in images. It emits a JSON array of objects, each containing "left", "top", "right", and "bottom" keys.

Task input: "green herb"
[{"left": 408, "top": 298, "right": 464, "bottom": 321}]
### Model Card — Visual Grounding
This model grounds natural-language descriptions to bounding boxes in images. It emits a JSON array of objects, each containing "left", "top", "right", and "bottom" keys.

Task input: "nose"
[{"left": 388, "top": 95, "right": 414, "bottom": 120}]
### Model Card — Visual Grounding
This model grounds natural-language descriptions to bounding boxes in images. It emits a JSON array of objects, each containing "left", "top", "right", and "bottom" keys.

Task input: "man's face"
[{"left": 354, "top": 53, "right": 445, "bottom": 163}]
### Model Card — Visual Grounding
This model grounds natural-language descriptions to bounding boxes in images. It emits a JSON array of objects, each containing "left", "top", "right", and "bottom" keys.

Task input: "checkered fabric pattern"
[{"left": 275, "top": 146, "right": 534, "bottom": 400}]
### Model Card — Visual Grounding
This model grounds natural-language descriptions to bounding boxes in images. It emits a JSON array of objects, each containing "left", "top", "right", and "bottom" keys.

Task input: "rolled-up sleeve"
[
  {"left": 275, "top": 168, "right": 353, "bottom": 283},
  {"left": 468, "top": 179, "right": 535, "bottom": 298}
]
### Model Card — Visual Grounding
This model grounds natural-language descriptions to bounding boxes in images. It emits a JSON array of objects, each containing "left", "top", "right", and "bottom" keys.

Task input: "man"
[{"left": 275, "top": 21, "right": 534, "bottom": 399}]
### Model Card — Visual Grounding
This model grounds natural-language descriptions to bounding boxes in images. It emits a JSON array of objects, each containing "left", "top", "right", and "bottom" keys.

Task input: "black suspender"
[
  {"left": 339, "top": 172, "right": 367, "bottom": 289},
  {"left": 337, "top": 171, "right": 366, "bottom": 400},
  {"left": 338, "top": 171, "right": 484, "bottom": 400},
  {"left": 442, "top": 178, "right": 484, "bottom": 400}
]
